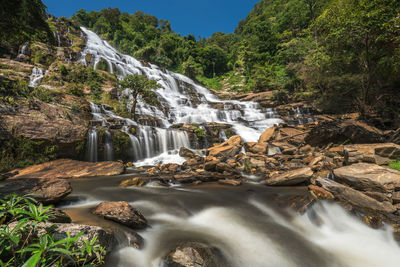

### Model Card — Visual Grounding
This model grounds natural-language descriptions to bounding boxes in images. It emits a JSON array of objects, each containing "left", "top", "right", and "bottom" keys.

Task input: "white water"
[
  {"left": 79, "top": 27, "right": 283, "bottom": 150},
  {"left": 86, "top": 128, "right": 98, "bottom": 162},
  {"left": 115, "top": 201, "right": 400, "bottom": 267},
  {"left": 28, "top": 67, "right": 44, "bottom": 88}
]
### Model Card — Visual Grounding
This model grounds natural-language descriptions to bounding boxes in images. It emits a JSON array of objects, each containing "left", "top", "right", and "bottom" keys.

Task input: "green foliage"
[
  {"left": 119, "top": 74, "right": 161, "bottom": 120},
  {"left": 182, "top": 56, "right": 203, "bottom": 80},
  {"left": 30, "top": 86, "right": 53, "bottom": 102},
  {"left": 0, "top": 138, "right": 58, "bottom": 173},
  {"left": 67, "top": 85, "right": 84, "bottom": 97},
  {"left": 111, "top": 131, "right": 131, "bottom": 160},
  {"left": 0, "top": 194, "right": 106, "bottom": 266},
  {"left": 0, "top": 0, "right": 54, "bottom": 55},
  {"left": 0, "top": 78, "right": 31, "bottom": 97},
  {"left": 389, "top": 160, "right": 400, "bottom": 172},
  {"left": 194, "top": 127, "right": 206, "bottom": 138}
]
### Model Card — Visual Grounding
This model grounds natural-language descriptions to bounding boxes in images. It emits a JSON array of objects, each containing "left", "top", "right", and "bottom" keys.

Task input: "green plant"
[
  {"left": 244, "top": 160, "right": 253, "bottom": 173},
  {"left": 0, "top": 194, "right": 106, "bottom": 266},
  {"left": 389, "top": 160, "right": 400, "bottom": 171},
  {"left": 194, "top": 127, "right": 206, "bottom": 138},
  {"left": 67, "top": 85, "right": 84, "bottom": 97}
]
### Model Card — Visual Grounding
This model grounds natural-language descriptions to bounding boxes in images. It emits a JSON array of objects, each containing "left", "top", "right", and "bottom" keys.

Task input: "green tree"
[
  {"left": 182, "top": 56, "right": 203, "bottom": 80},
  {"left": 118, "top": 74, "right": 161, "bottom": 120}
]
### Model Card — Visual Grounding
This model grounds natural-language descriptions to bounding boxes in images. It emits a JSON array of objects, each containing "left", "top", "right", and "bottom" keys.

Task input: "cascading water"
[
  {"left": 104, "top": 130, "right": 113, "bottom": 161},
  {"left": 86, "top": 128, "right": 98, "bottom": 162},
  {"left": 28, "top": 67, "right": 44, "bottom": 88},
  {"left": 78, "top": 27, "right": 285, "bottom": 165}
]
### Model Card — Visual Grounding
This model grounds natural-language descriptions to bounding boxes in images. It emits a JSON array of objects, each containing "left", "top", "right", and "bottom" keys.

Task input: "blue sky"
[{"left": 43, "top": 0, "right": 259, "bottom": 38}]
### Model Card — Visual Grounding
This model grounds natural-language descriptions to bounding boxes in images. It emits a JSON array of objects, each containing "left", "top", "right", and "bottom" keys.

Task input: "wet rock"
[
  {"left": 208, "top": 135, "right": 243, "bottom": 160},
  {"left": 344, "top": 143, "right": 400, "bottom": 165},
  {"left": 308, "top": 185, "right": 334, "bottom": 199},
  {"left": 49, "top": 208, "right": 72, "bottom": 223},
  {"left": 163, "top": 242, "right": 228, "bottom": 267},
  {"left": 218, "top": 179, "right": 242, "bottom": 186},
  {"left": 119, "top": 177, "right": 148, "bottom": 187},
  {"left": 179, "top": 147, "right": 196, "bottom": 158},
  {"left": 11, "top": 159, "right": 125, "bottom": 179},
  {"left": 92, "top": 201, "right": 148, "bottom": 229},
  {"left": 0, "top": 177, "right": 72, "bottom": 204},
  {"left": 204, "top": 156, "right": 219, "bottom": 172},
  {"left": 316, "top": 178, "right": 397, "bottom": 215},
  {"left": 258, "top": 126, "right": 275, "bottom": 143},
  {"left": 270, "top": 141, "right": 297, "bottom": 155},
  {"left": 275, "top": 127, "right": 307, "bottom": 146},
  {"left": 266, "top": 167, "right": 313, "bottom": 186},
  {"left": 160, "top": 163, "right": 180, "bottom": 174},
  {"left": 305, "top": 120, "right": 384, "bottom": 146},
  {"left": 333, "top": 163, "right": 400, "bottom": 193},
  {"left": 244, "top": 142, "right": 267, "bottom": 154}
]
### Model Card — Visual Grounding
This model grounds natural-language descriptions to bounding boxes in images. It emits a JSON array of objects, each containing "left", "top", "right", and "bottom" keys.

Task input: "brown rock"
[
  {"left": 0, "top": 177, "right": 72, "bottom": 204},
  {"left": 179, "top": 147, "right": 196, "bottom": 158},
  {"left": 208, "top": 135, "right": 243, "bottom": 160},
  {"left": 266, "top": 167, "right": 313, "bottom": 186},
  {"left": 218, "top": 179, "right": 242, "bottom": 186},
  {"left": 92, "top": 201, "right": 148, "bottom": 229},
  {"left": 317, "top": 178, "right": 397, "bottom": 215},
  {"left": 119, "top": 177, "right": 147, "bottom": 187},
  {"left": 259, "top": 126, "right": 275, "bottom": 143},
  {"left": 344, "top": 143, "right": 400, "bottom": 165},
  {"left": 308, "top": 185, "right": 334, "bottom": 199},
  {"left": 244, "top": 142, "right": 268, "bottom": 154},
  {"left": 333, "top": 163, "right": 400, "bottom": 193},
  {"left": 11, "top": 159, "right": 125, "bottom": 179}
]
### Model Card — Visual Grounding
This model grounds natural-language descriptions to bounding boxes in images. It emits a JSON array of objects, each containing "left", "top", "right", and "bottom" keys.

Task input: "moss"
[
  {"left": 389, "top": 160, "right": 400, "bottom": 171},
  {"left": 111, "top": 130, "right": 131, "bottom": 161},
  {"left": 0, "top": 137, "right": 58, "bottom": 173},
  {"left": 194, "top": 127, "right": 206, "bottom": 138},
  {"left": 224, "top": 129, "right": 235, "bottom": 138},
  {"left": 244, "top": 160, "right": 253, "bottom": 173}
]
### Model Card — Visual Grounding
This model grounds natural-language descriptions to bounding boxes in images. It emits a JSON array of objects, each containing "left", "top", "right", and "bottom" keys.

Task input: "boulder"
[
  {"left": 11, "top": 159, "right": 125, "bottom": 179},
  {"left": 316, "top": 178, "right": 397, "bottom": 215},
  {"left": 162, "top": 242, "right": 228, "bottom": 267},
  {"left": 270, "top": 141, "right": 297, "bottom": 155},
  {"left": 244, "top": 142, "right": 267, "bottom": 154},
  {"left": 49, "top": 208, "right": 72, "bottom": 223},
  {"left": 275, "top": 127, "right": 307, "bottom": 146},
  {"left": 265, "top": 167, "right": 313, "bottom": 186},
  {"left": 259, "top": 126, "right": 275, "bottom": 143},
  {"left": 119, "top": 177, "right": 148, "bottom": 187},
  {"left": 308, "top": 185, "right": 334, "bottom": 199},
  {"left": 218, "top": 179, "right": 242, "bottom": 186},
  {"left": 0, "top": 177, "right": 72, "bottom": 204},
  {"left": 305, "top": 120, "right": 384, "bottom": 146},
  {"left": 179, "top": 147, "right": 196, "bottom": 158},
  {"left": 92, "top": 201, "right": 148, "bottom": 229},
  {"left": 208, "top": 135, "right": 243, "bottom": 160},
  {"left": 344, "top": 143, "right": 400, "bottom": 165},
  {"left": 333, "top": 163, "right": 400, "bottom": 193}
]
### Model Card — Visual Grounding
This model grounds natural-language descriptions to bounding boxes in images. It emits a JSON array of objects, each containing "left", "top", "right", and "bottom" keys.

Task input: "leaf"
[{"left": 22, "top": 252, "right": 42, "bottom": 267}]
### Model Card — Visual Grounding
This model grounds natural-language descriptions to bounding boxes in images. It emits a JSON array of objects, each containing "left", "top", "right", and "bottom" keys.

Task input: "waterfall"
[
  {"left": 104, "top": 130, "right": 113, "bottom": 161},
  {"left": 28, "top": 67, "right": 44, "bottom": 88},
  {"left": 86, "top": 128, "right": 98, "bottom": 162}
]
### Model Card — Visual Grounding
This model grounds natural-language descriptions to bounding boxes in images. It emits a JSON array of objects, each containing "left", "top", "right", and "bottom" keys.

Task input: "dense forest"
[
  {"left": 1, "top": 0, "right": 400, "bottom": 127},
  {"left": 70, "top": 0, "right": 400, "bottom": 127}
]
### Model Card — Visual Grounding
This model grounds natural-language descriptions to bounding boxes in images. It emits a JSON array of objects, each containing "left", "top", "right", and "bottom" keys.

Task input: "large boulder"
[
  {"left": 0, "top": 177, "right": 72, "bottom": 204},
  {"left": 265, "top": 167, "right": 313, "bottom": 186},
  {"left": 11, "top": 159, "right": 125, "bottom": 179},
  {"left": 305, "top": 120, "right": 384, "bottom": 146},
  {"left": 344, "top": 143, "right": 400, "bottom": 165},
  {"left": 244, "top": 142, "right": 267, "bottom": 154},
  {"left": 258, "top": 126, "right": 276, "bottom": 143},
  {"left": 333, "top": 163, "right": 400, "bottom": 193},
  {"left": 92, "top": 201, "right": 148, "bottom": 229},
  {"left": 162, "top": 242, "right": 228, "bottom": 267},
  {"left": 316, "top": 178, "right": 396, "bottom": 215},
  {"left": 208, "top": 135, "right": 243, "bottom": 160}
]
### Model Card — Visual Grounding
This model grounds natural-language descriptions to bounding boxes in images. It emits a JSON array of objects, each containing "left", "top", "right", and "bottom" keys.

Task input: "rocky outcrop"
[
  {"left": 333, "top": 163, "right": 400, "bottom": 193},
  {"left": 266, "top": 167, "right": 313, "bottom": 186},
  {"left": 162, "top": 242, "right": 228, "bottom": 267},
  {"left": 316, "top": 178, "right": 396, "bottom": 215},
  {"left": 92, "top": 201, "right": 148, "bottom": 229},
  {"left": 259, "top": 126, "right": 275, "bottom": 143},
  {"left": 0, "top": 177, "right": 72, "bottom": 204},
  {"left": 0, "top": 97, "right": 90, "bottom": 158},
  {"left": 344, "top": 143, "right": 400, "bottom": 165},
  {"left": 305, "top": 119, "right": 384, "bottom": 146},
  {"left": 11, "top": 159, "right": 125, "bottom": 178},
  {"left": 208, "top": 135, "right": 243, "bottom": 160}
]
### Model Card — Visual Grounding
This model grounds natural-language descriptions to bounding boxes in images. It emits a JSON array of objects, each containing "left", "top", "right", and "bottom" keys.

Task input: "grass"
[{"left": 389, "top": 160, "right": 400, "bottom": 171}]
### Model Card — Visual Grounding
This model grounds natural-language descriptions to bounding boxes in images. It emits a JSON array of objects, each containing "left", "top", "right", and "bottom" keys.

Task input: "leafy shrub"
[
  {"left": 0, "top": 194, "right": 106, "bottom": 266},
  {"left": 67, "top": 85, "right": 84, "bottom": 97},
  {"left": 194, "top": 127, "right": 206, "bottom": 138}
]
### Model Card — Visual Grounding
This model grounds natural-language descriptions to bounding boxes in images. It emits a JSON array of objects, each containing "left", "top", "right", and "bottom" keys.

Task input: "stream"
[{"left": 61, "top": 173, "right": 400, "bottom": 267}]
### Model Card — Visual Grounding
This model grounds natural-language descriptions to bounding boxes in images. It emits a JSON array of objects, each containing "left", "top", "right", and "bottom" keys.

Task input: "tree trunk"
[{"left": 131, "top": 93, "right": 138, "bottom": 121}]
